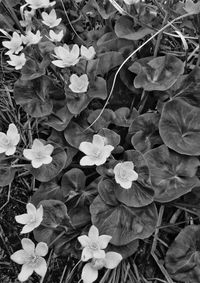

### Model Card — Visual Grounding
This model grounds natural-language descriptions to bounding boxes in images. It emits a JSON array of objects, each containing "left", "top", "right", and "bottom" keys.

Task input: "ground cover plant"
[{"left": 1, "top": 0, "right": 200, "bottom": 282}]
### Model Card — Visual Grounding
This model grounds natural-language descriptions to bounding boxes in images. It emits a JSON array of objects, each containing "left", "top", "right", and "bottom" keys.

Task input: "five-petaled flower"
[
  {"left": 7, "top": 53, "right": 26, "bottom": 70},
  {"left": 52, "top": 44, "right": 80, "bottom": 68},
  {"left": 42, "top": 9, "right": 62, "bottom": 28},
  {"left": 23, "top": 139, "right": 54, "bottom": 168},
  {"left": 78, "top": 225, "right": 112, "bottom": 261},
  {"left": 48, "top": 30, "right": 64, "bottom": 42},
  {"left": 81, "top": 45, "right": 96, "bottom": 60},
  {"left": 25, "top": 0, "right": 56, "bottom": 9},
  {"left": 69, "top": 74, "right": 89, "bottom": 93},
  {"left": 22, "top": 30, "right": 42, "bottom": 46},
  {"left": 79, "top": 134, "right": 114, "bottom": 166},
  {"left": 15, "top": 203, "right": 43, "bottom": 234},
  {"left": 114, "top": 161, "right": 138, "bottom": 189},
  {"left": 81, "top": 252, "right": 122, "bottom": 283},
  {"left": 2, "top": 32, "right": 23, "bottom": 55},
  {"left": 11, "top": 238, "right": 48, "bottom": 282},
  {"left": 0, "top": 123, "right": 20, "bottom": 155}
]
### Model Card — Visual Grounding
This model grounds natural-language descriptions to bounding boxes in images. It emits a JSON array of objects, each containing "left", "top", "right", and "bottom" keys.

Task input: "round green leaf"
[
  {"left": 30, "top": 147, "right": 67, "bottom": 182},
  {"left": 144, "top": 145, "right": 200, "bottom": 202},
  {"left": 129, "top": 113, "right": 162, "bottom": 153},
  {"left": 165, "top": 225, "right": 200, "bottom": 283},
  {"left": 61, "top": 168, "right": 86, "bottom": 196},
  {"left": 159, "top": 99, "right": 200, "bottom": 155},
  {"left": 98, "top": 128, "right": 120, "bottom": 148},
  {"left": 90, "top": 195, "right": 158, "bottom": 245}
]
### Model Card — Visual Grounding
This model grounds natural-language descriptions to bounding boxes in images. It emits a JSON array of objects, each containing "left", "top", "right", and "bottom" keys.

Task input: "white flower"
[
  {"left": 48, "top": 29, "right": 63, "bottom": 42},
  {"left": 69, "top": 74, "right": 89, "bottom": 93},
  {"left": 2, "top": 32, "right": 23, "bottom": 55},
  {"left": 42, "top": 9, "right": 62, "bottom": 28},
  {"left": 81, "top": 45, "right": 96, "bottom": 60},
  {"left": 79, "top": 135, "right": 114, "bottom": 166},
  {"left": 7, "top": 53, "right": 26, "bottom": 70},
  {"left": 81, "top": 252, "right": 122, "bottom": 283},
  {"left": 0, "top": 123, "right": 20, "bottom": 155},
  {"left": 25, "top": 0, "right": 56, "bottom": 9},
  {"left": 23, "top": 139, "right": 54, "bottom": 168},
  {"left": 52, "top": 44, "right": 80, "bottom": 68},
  {"left": 123, "top": 0, "right": 140, "bottom": 4},
  {"left": 20, "top": 9, "right": 35, "bottom": 31},
  {"left": 78, "top": 225, "right": 112, "bottom": 262},
  {"left": 114, "top": 161, "right": 138, "bottom": 189},
  {"left": 21, "top": 30, "right": 42, "bottom": 46},
  {"left": 15, "top": 203, "right": 43, "bottom": 234},
  {"left": 11, "top": 238, "right": 48, "bottom": 282}
]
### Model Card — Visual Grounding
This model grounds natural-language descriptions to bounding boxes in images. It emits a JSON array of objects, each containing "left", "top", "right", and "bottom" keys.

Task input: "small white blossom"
[
  {"left": 42, "top": 9, "right": 62, "bottom": 28},
  {"left": 0, "top": 123, "right": 20, "bottom": 155},
  {"left": 25, "top": 0, "right": 56, "bottom": 9},
  {"left": 78, "top": 225, "right": 112, "bottom": 261},
  {"left": 2, "top": 32, "right": 23, "bottom": 55},
  {"left": 22, "top": 30, "right": 42, "bottom": 46},
  {"left": 79, "top": 134, "right": 114, "bottom": 166},
  {"left": 20, "top": 9, "right": 35, "bottom": 31},
  {"left": 81, "top": 45, "right": 96, "bottom": 60},
  {"left": 114, "top": 161, "right": 138, "bottom": 189},
  {"left": 69, "top": 74, "right": 89, "bottom": 93},
  {"left": 11, "top": 238, "right": 48, "bottom": 282},
  {"left": 15, "top": 203, "right": 43, "bottom": 234},
  {"left": 48, "top": 29, "right": 63, "bottom": 42},
  {"left": 81, "top": 252, "right": 122, "bottom": 283},
  {"left": 52, "top": 44, "right": 80, "bottom": 68},
  {"left": 23, "top": 139, "right": 54, "bottom": 168},
  {"left": 7, "top": 53, "right": 26, "bottom": 70},
  {"left": 123, "top": 0, "right": 140, "bottom": 4}
]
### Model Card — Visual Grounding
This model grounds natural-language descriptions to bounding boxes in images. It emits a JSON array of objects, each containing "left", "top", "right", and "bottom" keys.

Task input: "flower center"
[
  {"left": 92, "top": 147, "right": 102, "bottom": 158},
  {"left": 28, "top": 214, "right": 36, "bottom": 224},
  {"left": 27, "top": 254, "right": 39, "bottom": 266},
  {"left": 1, "top": 137, "right": 10, "bottom": 147},
  {"left": 35, "top": 151, "right": 45, "bottom": 159},
  {"left": 90, "top": 242, "right": 99, "bottom": 251},
  {"left": 119, "top": 168, "right": 129, "bottom": 180}
]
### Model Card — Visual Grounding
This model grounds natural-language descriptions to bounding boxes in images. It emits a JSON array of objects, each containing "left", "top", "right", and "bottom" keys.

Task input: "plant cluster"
[{"left": 1, "top": 0, "right": 200, "bottom": 282}]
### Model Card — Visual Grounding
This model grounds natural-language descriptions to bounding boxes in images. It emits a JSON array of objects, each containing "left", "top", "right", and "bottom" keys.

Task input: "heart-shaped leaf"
[
  {"left": 129, "top": 112, "right": 162, "bottom": 153},
  {"left": 130, "top": 55, "right": 184, "bottom": 91},
  {"left": 64, "top": 121, "right": 94, "bottom": 149},
  {"left": 98, "top": 128, "right": 121, "bottom": 148},
  {"left": 165, "top": 225, "right": 200, "bottom": 283},
  {"left": 159, "top": 99, "right": 200, "bottom": 155},
  {"left": 144, "top": 145, "right": 200, "bottom": 202},
  {"left": 61, "top": 168, "right": 86, "bottom": 197},
  {"left": 90, "top": 195, "right": 158, "bottom": 245},
  {"left": 113, "top": 107, "right": 138, "bottom": 127},
  {"left": 115, "top": 16, "right": 153, "bottom": 41}
]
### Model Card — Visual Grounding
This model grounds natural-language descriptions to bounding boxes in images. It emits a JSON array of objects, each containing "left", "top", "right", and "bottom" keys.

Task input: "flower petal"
[
  {"left": 21, "top": 238, "right": 35, "bottom": 254},
  {"left": 32, "top": 139, "right": 44, "bottom": 150},
  {"left": 34, "top": 257, "right": 47, "bottom": 278},
  {"left": 88, "top": 225, "right": 99, "bottom": 241},
  {"left": 44, "top": 144, "right": 54, "bottom": 155},
  {"left": 7, "top": 123, "right": 20, "bottom": 146},
  {"left": 23, "top": 149, "right": 35, "bottom": 160},
  {"left": 15, "top": 214, "right": 30, "bottom": 224},
  {"left": 93, "top": 249, "right": 105, "bottom": 259},
  {"left": 40, "top": 156, "right": 53, "bottom": 165},
  {"left": 98, "top": 235, "right": 112, "bottom": 249},
  {"left": 36, "top": 205, "right": 43, "bottom": 224},
  {"left": 81, "top": 247, "right": 93, "bottom": 262},
  {"left": 18, "top": 264, "right": 33, "bottom": 282},
  {"left": 104, "top": 252, "right": 122, "bottom": 269},
  {"left": 52, "top": 60, "right": 67, "bottom": 68},
  {"left": 80, "top": 156, "right": 96, "bottom": 166},
  {"left": 81, "top": 263, "right": 98, "bottom": 283},
  {"left": 78, "top": 235, "right": 90, "bottom": 247},
  {"left": 31, "top": 159, "right": 43, "bottom": 168},
  {"left": 20, "top": 223, "right": 38, "bottom": 234},
  {"left": 128, "top": 170, "right": 138, "bottom": 181},
  {"left": 26, "top": 203, "right": 36, "bottom": 215},
  {"left": 10, "top": 250, "right": 29, "bottom": 264},
  {"left": 35, "top": 242, "right": 48, "bottom": 257},
  {"left": 5, "top": 146, "right": 16, "bottom": 156},
  {"left": 92, "top": 135, "right": 105, "bottom": 148},
  {"left": 79, "top": 141, "right": 93, "bottom": 155}
]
